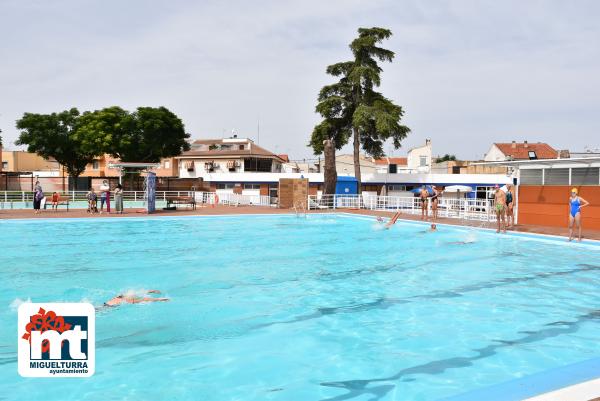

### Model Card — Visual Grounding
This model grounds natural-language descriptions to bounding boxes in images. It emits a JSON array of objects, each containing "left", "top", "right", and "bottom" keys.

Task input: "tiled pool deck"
[{"left": 2, "top": 205, "right": 599, "bottom": 400}]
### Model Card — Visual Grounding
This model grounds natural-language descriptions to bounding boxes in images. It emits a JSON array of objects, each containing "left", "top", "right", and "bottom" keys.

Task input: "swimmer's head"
[{"left": 430, "top": 223, "right": 437, "bottom": 230}]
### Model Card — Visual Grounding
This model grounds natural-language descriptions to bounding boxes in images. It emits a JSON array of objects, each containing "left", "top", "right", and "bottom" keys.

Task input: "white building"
[{"left": 407, "top": 139, "right": 432, "bottom": 173}]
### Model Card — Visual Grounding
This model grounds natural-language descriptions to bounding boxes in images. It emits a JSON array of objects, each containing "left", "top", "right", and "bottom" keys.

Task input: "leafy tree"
[
  {"left": 327, "top": 27, "right": 410, "bottom": 192},
  {"left": 435, "top": 154, "right": 457, "bottom": 163},
  {"left": 309, "top": 62, "right": 354, "bottom": 195},
  {"left": 15, "top": 108, "right": 97, "bottom": 178},
  {"left": 77, "top": 106, "right": 190, "bottom": 162}
]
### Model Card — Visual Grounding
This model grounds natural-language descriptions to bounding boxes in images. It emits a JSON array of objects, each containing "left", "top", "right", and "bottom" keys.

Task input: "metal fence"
[
  {"left": 0, "top": 190, "right": 273, "bottom": 209},
  {"left": 308, "top": 194, "right": 496, "bottom": 222}
]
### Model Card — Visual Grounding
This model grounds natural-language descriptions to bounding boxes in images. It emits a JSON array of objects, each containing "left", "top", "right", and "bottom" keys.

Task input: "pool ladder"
[{"left": 294, "top": 201, "right": 307, "bottom": 218}]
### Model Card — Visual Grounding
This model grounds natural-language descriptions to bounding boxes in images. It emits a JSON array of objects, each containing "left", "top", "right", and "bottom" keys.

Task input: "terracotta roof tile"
[
  {"left": 374, "top": 157, "right": 408, "bottom": 165},
  {"left": 494, "top": 142, "right": 557, "bottom": 159}
]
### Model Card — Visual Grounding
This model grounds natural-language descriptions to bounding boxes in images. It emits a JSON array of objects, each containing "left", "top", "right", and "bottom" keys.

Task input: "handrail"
[{"left": 307, "top": 194, "right": 496, "bottom": 221}]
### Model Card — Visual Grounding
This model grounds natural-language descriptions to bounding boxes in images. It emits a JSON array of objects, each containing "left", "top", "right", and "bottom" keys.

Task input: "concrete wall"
[{"left": 518, "top": 185, "right": 600, "bottom": 229}]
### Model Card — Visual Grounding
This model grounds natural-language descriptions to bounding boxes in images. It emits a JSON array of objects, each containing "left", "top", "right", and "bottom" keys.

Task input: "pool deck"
[{"left": 2, "top": 206, "right": 599, "bottom": 241}]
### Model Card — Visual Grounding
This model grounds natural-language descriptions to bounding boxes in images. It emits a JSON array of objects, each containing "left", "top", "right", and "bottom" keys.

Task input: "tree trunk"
[
  {"left": 353, "top": 128, "right": 362, "bottom": 194},
  {"left": 323, "top": 139, "right": 337, "bottom": 195}
]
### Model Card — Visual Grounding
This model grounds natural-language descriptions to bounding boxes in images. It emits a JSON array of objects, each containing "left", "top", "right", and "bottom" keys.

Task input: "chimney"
[
  {"left": 523, "top": 140, "right": 528, "bottom": 148},
  {"left": 511, "top": 141, "right": 516, "bottom": 149}
]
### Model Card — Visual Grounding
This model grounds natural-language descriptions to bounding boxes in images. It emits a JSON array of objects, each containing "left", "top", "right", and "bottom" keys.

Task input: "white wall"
[
  {"left": 407, "top": 141, "right": 432, "bottom": 173},
  {"left": 483, "top": 145, "right": 506, "bottom": 162}
]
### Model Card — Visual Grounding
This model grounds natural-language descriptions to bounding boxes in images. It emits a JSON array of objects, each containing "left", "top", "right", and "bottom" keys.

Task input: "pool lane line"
[{"left": 317, "top": 310, "right": 600, "bottom": 401}]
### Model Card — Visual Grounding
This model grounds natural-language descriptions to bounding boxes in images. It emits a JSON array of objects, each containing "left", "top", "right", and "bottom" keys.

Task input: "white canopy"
[{"left": 444, "top": 185, "right": 473, "bottom": 193}]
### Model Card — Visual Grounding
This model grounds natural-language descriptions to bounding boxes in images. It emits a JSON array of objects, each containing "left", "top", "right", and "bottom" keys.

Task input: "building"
[
  {"left": 374, "top": 157, "right": 408, "bottom": 174},
  {"left": 1, "top": 151, "right": 59, "bottom": 172},
  {"left": 484, "top": 141, "right": 558, "bottom": 161},
  {"left": 476, "top": 157, "right": 600, "bottom": 229},
  {"left": 177, "top": 137, "right": 287, "bottom": 199},
  {"left": 406, "top": 139, "right": 433, "bottom": 173}
]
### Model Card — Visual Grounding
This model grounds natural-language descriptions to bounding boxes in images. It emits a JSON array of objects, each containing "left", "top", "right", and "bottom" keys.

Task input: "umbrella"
[
  {"left": 410, "top": 185, "right": 434, "bottom": 195},
  {"left": 444, "top": 185, "right": 473, "bottom": 193}
]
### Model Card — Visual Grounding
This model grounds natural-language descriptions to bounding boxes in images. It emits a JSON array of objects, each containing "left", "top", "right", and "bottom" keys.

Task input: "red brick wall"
[{"left": 518, "top": 186, "right": 600, "bottom": 229}]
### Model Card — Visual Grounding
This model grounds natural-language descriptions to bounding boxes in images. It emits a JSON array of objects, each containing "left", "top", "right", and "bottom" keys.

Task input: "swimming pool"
[{"left": 1, "top": 214, "right": 599, "bottom": 401}]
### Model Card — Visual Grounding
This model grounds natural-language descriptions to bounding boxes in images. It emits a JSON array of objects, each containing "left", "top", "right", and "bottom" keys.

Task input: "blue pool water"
[{"left": 1, "top": 214, "right": 599, "bottom": 401}]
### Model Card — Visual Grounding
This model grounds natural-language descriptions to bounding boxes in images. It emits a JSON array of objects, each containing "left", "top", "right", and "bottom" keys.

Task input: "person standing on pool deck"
[
  {"left": 568, "top": 188, "right": 589, "bottom": 242},
  {"left": 114, "top": 183, "right": 124, "bottom": 214},
  {"left": 99, "top": 179, "right": 110, "bottom": 214},
  {"left": 419, "top": 186, "right": 430, "bottom": 220},
  {"left": 430, "top": 186, "right": 443, "bottom": 221},
  {"left": 33, "top": 181, "right": 43, "bottom": 214},
  {"left": 494, "top": 184, "right": 506, "bottom": 234},
  {"left": 505, "top": 184, "right": 514, "bottom": 229}
]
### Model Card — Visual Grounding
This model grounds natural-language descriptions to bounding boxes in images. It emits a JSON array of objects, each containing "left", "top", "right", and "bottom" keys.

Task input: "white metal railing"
[
  {"left": 0, "top": 190, "right": 273, "bottom": 209},
  {"left": 308, "top": 194, "right": 496, "bottom": 221}
]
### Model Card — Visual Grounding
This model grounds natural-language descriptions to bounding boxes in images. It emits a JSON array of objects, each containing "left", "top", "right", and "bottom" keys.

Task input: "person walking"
[
  {"left": 568, "top": 188, "right": 589, "bottom": 242},
  {"left": 99, "top": 179, "right": 111, "bottom": 214},
  {"left": 114, "top": 183, "right": 124, "bottom": 214},
  {"left": 33, "top": 181, "right": 44, "bottom": 214}
]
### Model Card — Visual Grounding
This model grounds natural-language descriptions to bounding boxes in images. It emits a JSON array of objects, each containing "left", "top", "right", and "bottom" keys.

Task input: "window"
[
  {"left": 571, "top": 167, "right": 599, "bottom": 185},
  {"left": 243, "top": 158, "right": 272, "bottom": 172},
  {"left": 388, "top": 164, "right": 397, "bottom": 173},
  {"left": 2, "top": 161, "right": 7, "bottom": 169},
  {"left": 528, "top": 151, "right": 537, "bottom": 160},
  {"left": 216, "top": 183, "right": 235, "bottom": 189},
  {"left": 164, "top": 161, "right": 170, "bottom": 169},
  {"left": 520, "top": 169, "right": 543, "bottom": 185},
  {"left": 387, "top": 185, "right": 406, "bottom": 191},
  {"left": 239, "top": 145, "right": 245, "bottom": 150},
  {"left": 544, "top": 168, "right": 569, "bottom": 185},
  {"left": 92, "top": 160, "right": 99, "bottom": 170},
  {"left": 419, "top": 156, "right": 427, "bottom": 167},
  {"left": 244, "top": 183, "right": 260, "bottom": 190}
]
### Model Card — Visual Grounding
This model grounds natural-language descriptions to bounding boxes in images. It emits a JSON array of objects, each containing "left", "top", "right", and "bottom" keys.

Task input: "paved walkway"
[{"left": 1, "top": 206, "right": 599, "bottom": 241}]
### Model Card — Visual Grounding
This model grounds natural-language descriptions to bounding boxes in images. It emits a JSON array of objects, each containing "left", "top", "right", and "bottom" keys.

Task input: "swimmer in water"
[
  {"left": 376, "top": 216, "right": 384, "bottom": 223},
  {"left": 384, "top": 211, "right": 401, "bottom": 229},
  {"left": 430, "top": 223, "right": 437, "bottom": 231},
  {"left": 103, "top": 290, "right": 169, "bottom": 307}
]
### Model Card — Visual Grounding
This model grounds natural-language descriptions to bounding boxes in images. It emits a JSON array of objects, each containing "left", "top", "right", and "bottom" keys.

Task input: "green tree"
[
  {"left": 435, "top": 154, "right": 457, "bottom": 163},
  {"left": 330, "top": 27, "right": 410, "bottom": 193},
  {"left": 15, "top": 108, "right": 97, "bottom": 178},
  {"left": 77, "top": 106, "right": 190, "bottom": 162},
  {"left": 309, "top": 62, "right": 354, "bottom": 195}
]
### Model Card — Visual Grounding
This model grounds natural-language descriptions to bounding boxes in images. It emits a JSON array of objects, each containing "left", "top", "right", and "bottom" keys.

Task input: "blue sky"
[{"left": 1, "top": 0, "right": 598, "bottom": 159}]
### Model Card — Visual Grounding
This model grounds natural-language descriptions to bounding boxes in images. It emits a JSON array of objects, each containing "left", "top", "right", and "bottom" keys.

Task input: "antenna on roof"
[{"left": 257, "top": 115, "right": 260, "bottom": 145}]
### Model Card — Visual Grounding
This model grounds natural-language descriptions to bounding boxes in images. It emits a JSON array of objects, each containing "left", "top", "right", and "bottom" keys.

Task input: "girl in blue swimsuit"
[{"left": 568, "top": 188, "right": 589, "bottom": 242}]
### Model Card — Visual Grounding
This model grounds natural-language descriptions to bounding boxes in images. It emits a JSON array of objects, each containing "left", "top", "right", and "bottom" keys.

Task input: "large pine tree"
[{"left": 312, "top": 27, "right": 410, "bottom": 194}]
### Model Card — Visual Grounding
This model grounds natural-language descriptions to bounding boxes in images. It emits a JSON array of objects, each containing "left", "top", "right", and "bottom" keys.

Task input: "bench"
[
  {"left": 44, "top": 200, "right": 70, "bottom": 211},
  {"left": 166, "top": 196, "right": 196, "bottom": 210}
]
